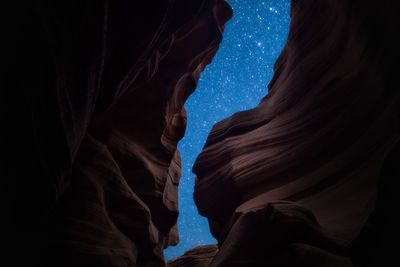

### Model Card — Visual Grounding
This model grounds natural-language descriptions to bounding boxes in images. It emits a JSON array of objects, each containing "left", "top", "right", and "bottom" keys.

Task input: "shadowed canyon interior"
[{"left": 7, "top": 0, "right": 400, "bottom": 266}]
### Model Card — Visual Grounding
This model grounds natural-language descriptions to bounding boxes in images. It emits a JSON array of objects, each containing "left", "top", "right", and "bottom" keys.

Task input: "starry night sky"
[{"left": 165, "top": 0, "right": 290, "bottom": 260}]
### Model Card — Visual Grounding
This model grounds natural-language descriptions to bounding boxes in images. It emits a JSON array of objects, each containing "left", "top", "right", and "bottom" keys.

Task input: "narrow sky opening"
[{"left": 165, "top": 0, "right": 290, "bottom": 260}]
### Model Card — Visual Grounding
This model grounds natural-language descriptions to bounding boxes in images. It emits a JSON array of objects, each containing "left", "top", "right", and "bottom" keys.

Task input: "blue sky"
[{"left": 164, "top": 0, "right": 290, "bottom": 260}]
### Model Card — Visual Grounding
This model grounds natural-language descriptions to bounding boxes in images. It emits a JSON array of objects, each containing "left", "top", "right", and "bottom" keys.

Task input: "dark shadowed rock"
[
  {"left": 207, "top": 202, "right": 353, "bottom": 267},
  {"left": 167, "top": 245, "right": 218, "bottom": 267},
  {"left": 191, "top": 0, "right": 400, "bottom": 266},
  {"left": 8, "top": 0, "right": 231, "bottom": 266},
  {"left": 7, "top": 0, "right": 400, "bottom": 266}
]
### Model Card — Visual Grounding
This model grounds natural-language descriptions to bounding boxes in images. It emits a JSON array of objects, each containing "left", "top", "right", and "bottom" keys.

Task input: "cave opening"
[{"left": 164, "top": 0, "right": 291, "bottom": 260}]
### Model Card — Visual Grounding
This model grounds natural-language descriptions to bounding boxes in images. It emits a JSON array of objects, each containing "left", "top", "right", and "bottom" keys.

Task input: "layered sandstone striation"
[
  {"left": 191, "top": 0, "right": 400, "bottom": 266},
  {"left": 9, "top": 0, "right": 231, "bottom": 266},
  {"left": 8, "top": 0, "right": 400, "bottom": 266}
]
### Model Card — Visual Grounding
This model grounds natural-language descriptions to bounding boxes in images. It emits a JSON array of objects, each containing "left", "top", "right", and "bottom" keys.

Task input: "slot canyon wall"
[
  {"left": 191, "top": 0, "right": 400, "bottom": 266},
  {"left": 8, "top": 0, "right": 232, "bottom": 266},
  {"left": 6, "top": 0, "right": 399, "bottom": 267}
]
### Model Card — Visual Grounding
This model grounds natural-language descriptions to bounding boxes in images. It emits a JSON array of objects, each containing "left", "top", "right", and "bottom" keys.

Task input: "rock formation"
[
  {"left": 192, "top": 0, "right": 400, "bottom": 266},
  {"left": 167, "top": 245, "right": 218, "bottom": 267},
  {"left": 7, "top": 0, "right": 400, "bottom": 266},
  {"left": 8, "top": 0, "right": 231, "bottom": 266}
]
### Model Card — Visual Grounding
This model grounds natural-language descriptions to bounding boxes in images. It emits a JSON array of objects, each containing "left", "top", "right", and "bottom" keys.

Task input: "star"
[{"left": 164, "top": 0, "right": 291, "bottom": 259}]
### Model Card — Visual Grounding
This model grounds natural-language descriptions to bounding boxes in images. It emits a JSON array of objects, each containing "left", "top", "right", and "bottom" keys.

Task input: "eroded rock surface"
[
  {"left": 191, "top": 0, "right": 400, "bottom": 266},
  {"left": 8, "top": 0, "right": 400, "bottom": 266},
  {"left": 9, "top": 0, "right": 231, "bottom": 266},
  {"left": 167, "top": 245, "right": 218, "bottom": 267}
]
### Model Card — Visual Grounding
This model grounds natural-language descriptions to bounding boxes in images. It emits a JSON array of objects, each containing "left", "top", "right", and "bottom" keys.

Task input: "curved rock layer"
[
  {"left": 8, "top": 0, "right": 400, "bottom": 266},
  {"left": 167, "top": 245, "right": 218, "bottom": 267},
  {"left": 8, "top": 0, "right": 231, "bottom": 266},
  {"left": 193, "top": 0, "right": 400, "bottom": 265}
]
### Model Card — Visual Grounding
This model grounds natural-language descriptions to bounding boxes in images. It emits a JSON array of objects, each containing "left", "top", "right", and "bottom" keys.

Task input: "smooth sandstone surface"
[{"left": 7, "top": 0, "right": 399, "bottom": 266}]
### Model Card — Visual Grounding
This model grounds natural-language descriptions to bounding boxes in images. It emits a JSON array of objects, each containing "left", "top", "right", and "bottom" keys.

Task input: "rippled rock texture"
[
  {"left": 192, "top": 0, "right": 400, "bottom": 266},
  {"left": 7, "top": 0, "right": 400, "bottom": 266},
  {"left": 8, "top": 0, "right": 231, "bottom": 266}
]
